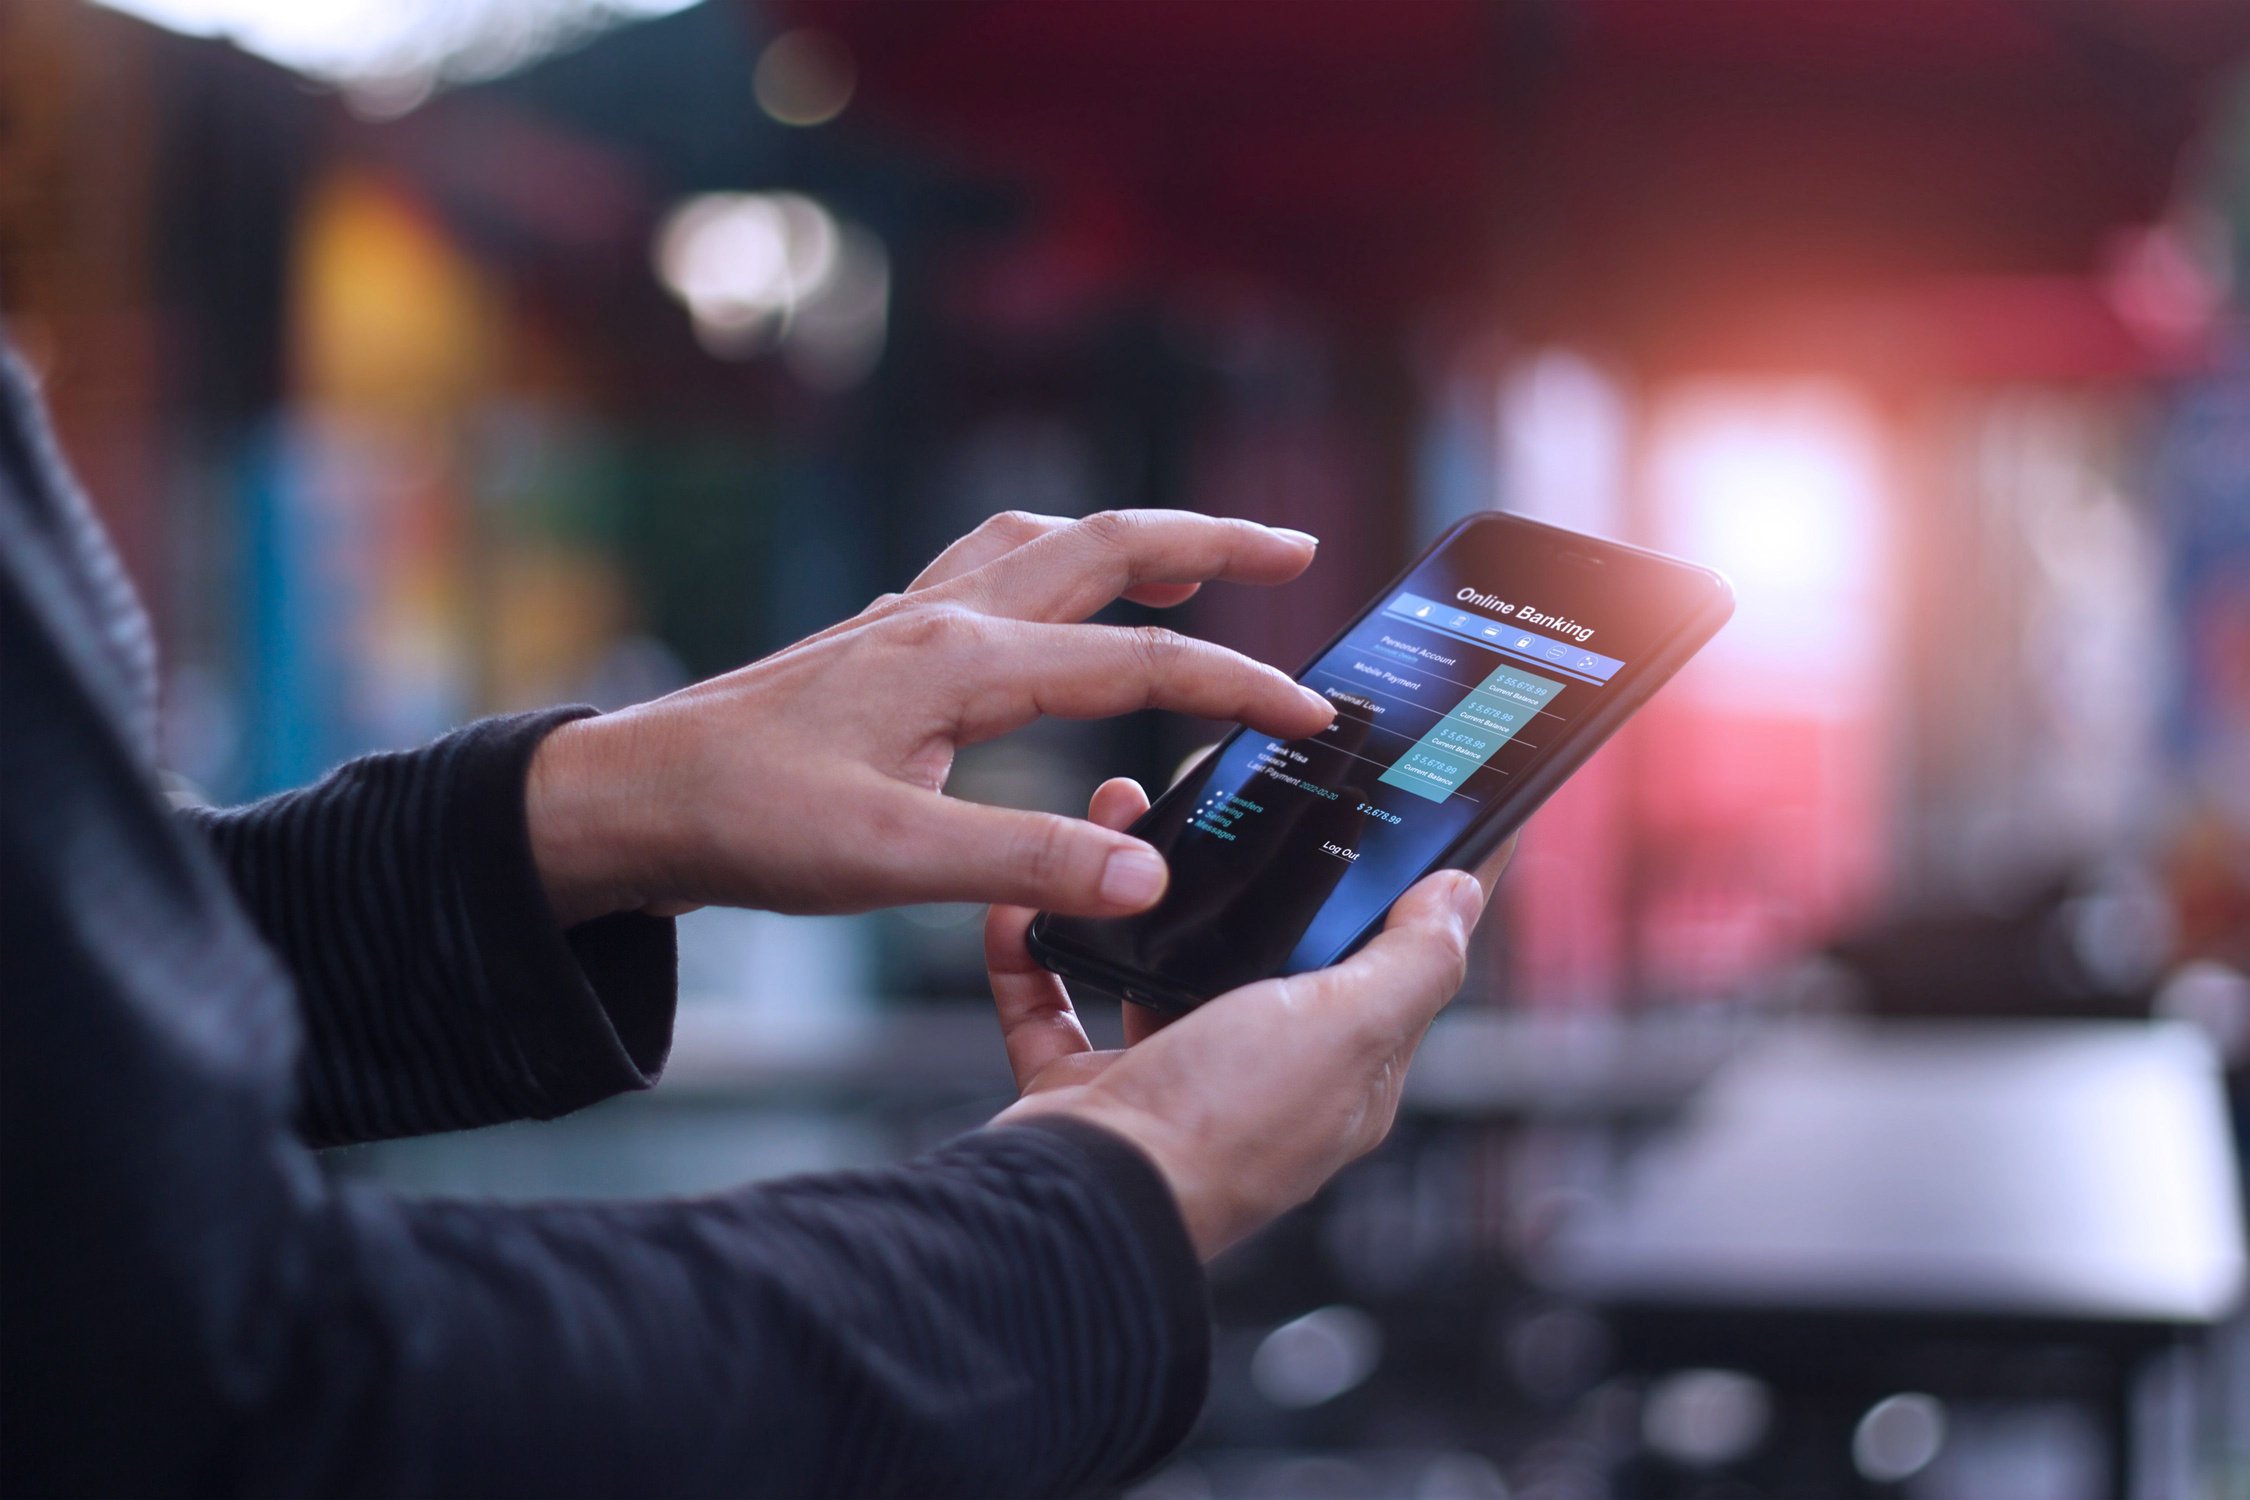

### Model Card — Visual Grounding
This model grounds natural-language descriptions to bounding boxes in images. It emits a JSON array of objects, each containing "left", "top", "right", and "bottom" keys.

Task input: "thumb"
[
  {"left": 1309, "top": 869, "right": 1482, "bottom": 1035},
  {"left": 889, "top": 789, "right": 1168, "bottom": 915}
]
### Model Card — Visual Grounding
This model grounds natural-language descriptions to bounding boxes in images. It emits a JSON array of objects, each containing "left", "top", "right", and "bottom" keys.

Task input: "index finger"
[
  {"left": 911, "top": 511, "right": 1208, "bottom": 608},
  {"left": 952, "top": 510, "right": 1318, "bottom": 623},
  {"left": 954, "top": 622, "right": 1332, "bottom": 745}
]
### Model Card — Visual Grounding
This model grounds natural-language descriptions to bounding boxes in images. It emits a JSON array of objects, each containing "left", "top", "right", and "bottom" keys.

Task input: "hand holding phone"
[
  {"left": 990, "top": 776, "right": 1517, "bottom": 1261},
  {"left": 1030, "top": 513, "right": 1733, "bottom": 1009}
]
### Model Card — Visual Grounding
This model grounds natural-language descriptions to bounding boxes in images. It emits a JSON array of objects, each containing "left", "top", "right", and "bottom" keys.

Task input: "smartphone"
[{"left": 1027, "top": 512, "right": 1734, "bottom": 1011}]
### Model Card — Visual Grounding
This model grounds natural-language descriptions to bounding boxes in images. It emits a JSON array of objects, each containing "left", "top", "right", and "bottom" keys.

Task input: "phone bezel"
[{"left": 1026, "top": 512, "right": 1734, "bottom": 1012}]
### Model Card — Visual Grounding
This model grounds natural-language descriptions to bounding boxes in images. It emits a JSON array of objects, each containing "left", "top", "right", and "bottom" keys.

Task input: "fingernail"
[
  {"left": 1272, "top": 527, "right": 1319, "bottom": 549},
  {"left": 1101, "top": 846, "right": 1168, "bottom": 907},
  {"left": 1298, "top": 686, "right": 1335, "bottom": 717},
  {"left": 1451, "top": 872, "right": 1485, "bottom": 929}
]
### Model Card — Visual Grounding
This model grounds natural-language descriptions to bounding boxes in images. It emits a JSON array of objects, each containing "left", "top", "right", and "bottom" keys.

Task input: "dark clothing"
[
  {"left": 0, "top": 344, "right": 1206, "bottom": 1498},
  {"left": 176, "top": 713, "right": 680, "bottom": 1149}
]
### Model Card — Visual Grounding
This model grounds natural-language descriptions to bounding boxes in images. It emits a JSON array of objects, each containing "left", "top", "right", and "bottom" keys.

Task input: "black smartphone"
[{"left": 1027, "top": 512, "right": 1734, "bottom": 1011}]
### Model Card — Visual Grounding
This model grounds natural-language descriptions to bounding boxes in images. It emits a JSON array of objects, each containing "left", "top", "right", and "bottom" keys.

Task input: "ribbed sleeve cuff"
[
  {"left": 447, "top": 707, "right": 678, "bottom": 1117},
  {"left": 1000, "top": 1115, "right": 1211, "bottom": 1481}
]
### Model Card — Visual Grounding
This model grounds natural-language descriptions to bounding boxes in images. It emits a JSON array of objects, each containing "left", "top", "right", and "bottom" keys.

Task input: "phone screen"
[{"left": 1035, "top": 514, "right": 1729, "bottom": 1004}]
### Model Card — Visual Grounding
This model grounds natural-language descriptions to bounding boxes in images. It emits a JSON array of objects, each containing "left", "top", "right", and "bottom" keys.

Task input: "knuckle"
[
  {"left": 1076, "top": 509, "right": 1138, "bottom": 552},
  {"left": 1315, "top": 957, "right": 1430, "bottom": 1057},
  {"left": 1359, "top": 1077, "right": 1407, "bottom": 1152},
  {"left": 1246, "top": 656, "right": 1298, "bottom": 700},
  {"left": 861, "top": 794, "right": 916, "bottom": 858},
  {"left": 1349, "top": 1001, "right": 1411, "bottom": 1059},
  {"left": 1125, "top": 624, "right": 1186, "bottom": 679},
  {"left": 1299, "top": 967, "right": 1379, "bottom": 1039},
  {"left": 1262, "top": 974, "right": 1319, "bottom": 1025},
  {"left": 1013, "top": 816, "right": 1077, "bottom": 890},
  {"left": 984, "top": 510, "right": 1045, "bottom": 545},
  {"left": 1431, "top": 904, "right": 1474, "bottom": 987},
  {"left": 1417, "top": 946, "right": 1471, "bottom": 1025},
  {"left": 885, "top": 604, "right": 983, "bottom": 653},
  {"left": 981, "top": 907, "right": 1025, "bottom": 968}
]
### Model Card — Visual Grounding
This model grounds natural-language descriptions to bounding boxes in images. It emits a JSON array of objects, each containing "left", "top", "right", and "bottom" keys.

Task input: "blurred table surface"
[{"left": 1544, "top": 1018, "right": 2247, "bottom": 1332}]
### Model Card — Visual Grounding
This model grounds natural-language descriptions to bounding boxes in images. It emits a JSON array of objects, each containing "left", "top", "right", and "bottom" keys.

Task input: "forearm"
[
  {"left": 180, "top": 710, "right": 677, "bottom": 1145},
  {"left": 268, "top": 1123, "right": 1206, "bottom": 1499}
]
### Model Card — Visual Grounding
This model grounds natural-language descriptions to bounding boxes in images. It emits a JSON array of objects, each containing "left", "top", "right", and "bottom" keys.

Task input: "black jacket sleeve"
[
  {"left": 1, "top": 525, "right": 1211, "bottom": 1500},
  {"left": 176, "top": 710, "right": 678, "bottom": 1147},
  {"left": 310, "top": 1119, "right": 1206, "bottom": 1499}
]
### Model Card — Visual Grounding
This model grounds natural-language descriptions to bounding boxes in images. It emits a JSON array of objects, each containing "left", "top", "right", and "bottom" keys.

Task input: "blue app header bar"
[{"left": 1383, "top": 592, "right": 1625, "bottom": 682}]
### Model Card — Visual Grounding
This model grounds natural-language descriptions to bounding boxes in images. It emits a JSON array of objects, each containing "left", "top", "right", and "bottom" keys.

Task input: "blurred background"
[{"left": 5, "top": 0, "right": 2249, "bottom": 1495}]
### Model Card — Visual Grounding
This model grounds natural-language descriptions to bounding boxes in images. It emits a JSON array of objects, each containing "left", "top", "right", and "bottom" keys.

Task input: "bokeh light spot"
[{"left": 754, "top": 29, "right": 856, "bottom": 127}]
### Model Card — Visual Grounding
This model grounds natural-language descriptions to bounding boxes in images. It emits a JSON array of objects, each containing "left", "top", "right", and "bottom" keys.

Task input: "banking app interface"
[{"left": 1060, "top": 536, "right": 1640, "bottom": 997}]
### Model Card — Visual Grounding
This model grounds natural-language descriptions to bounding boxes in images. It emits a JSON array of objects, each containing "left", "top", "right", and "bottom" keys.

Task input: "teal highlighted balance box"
[{"left": 1378, "top": 660, "right": 1564, "bottom": 803}]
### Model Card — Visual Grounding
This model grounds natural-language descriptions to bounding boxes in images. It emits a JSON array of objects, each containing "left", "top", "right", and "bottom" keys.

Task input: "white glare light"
[
  {"left": 88, "top": 0, "right": 704, "bottom": 94},
  {"left": 1651, "top": 382, "right": 1886, "bottom": 699},
  {"left": 1656, "top": 398, "right": 1874, "bottom": 600},
  {"left": 656, "top": 193, "right": 834, "bottom": 332},
  {"left": 654, "top": 192, "right": 887, "bottom": 383}
]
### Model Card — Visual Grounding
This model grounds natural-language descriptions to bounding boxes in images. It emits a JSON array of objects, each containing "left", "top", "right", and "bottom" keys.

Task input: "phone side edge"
[
  {"left": 1023, "top": 918, "right": 1209, "bottom": 1012},
  {"left": 1330, "top": 566, "right": 1735, "bottom": 958}
]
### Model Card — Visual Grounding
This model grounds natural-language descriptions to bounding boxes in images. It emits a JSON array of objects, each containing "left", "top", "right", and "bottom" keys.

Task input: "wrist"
[
  {"left": 526, "top": 715, "right": 660, "bottom": 927},
  {"left": 998, "top": 1094, "right": 1249, "bottom": 1261}
]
